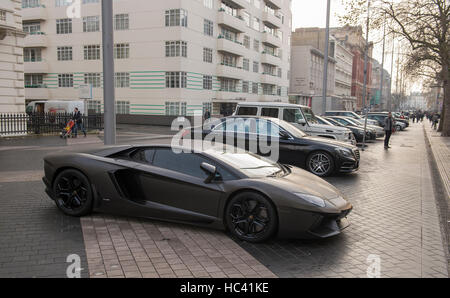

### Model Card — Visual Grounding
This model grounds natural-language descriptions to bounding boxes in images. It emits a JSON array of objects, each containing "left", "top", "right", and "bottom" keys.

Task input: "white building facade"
[
  {"left": 0, "top": 0, "right": 25, "bottom": 113},
  {"left": 334, "top": 38, "right": 356, "bottom": 111},
  {"left": 289, "top": 44, "right": 335, "bottom": 107},
  {"left": 21, "top": 0, "right": 292, "bottom": 116}
]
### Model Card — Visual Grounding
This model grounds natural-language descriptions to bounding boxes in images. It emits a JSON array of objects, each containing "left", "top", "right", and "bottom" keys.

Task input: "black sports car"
[
  {"left": 43, "top": 145, "right": 352, "bottom": 242},
  {"left": 183, "top": 116, "right": 360, "bottom": 177}
]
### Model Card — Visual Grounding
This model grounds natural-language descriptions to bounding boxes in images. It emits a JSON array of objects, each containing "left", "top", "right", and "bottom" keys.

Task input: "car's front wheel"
[
  {"left": 226, "top": 192, "right": 277, "bottom": 243},
  {"left": 306, "top": 151, "right": 335, "bottom": 177},
  {"left": 53, "top": 169, "right": 93, "bottom": 217}
]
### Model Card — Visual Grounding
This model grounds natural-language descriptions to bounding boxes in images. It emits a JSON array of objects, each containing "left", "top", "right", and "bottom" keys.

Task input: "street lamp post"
[
  {"left": 102, "top": 0, "right": 116, "bottom": 145},
  {"left": 322, "top": 0, "right": 331, "bottom": 115},
  {"left": 361, "top": 0, "right": 371, "bottom": 151}
]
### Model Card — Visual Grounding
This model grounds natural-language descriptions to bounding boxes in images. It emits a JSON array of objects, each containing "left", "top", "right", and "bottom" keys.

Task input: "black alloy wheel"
[
  {"left": 306, "top": 151, "right": 335, "bottom": 177},
  {"left": 53, "top": 169, "right": 93, "bottom": 217},
  {"left": 226, "top": 192, "right": 277, "bottom": 243}
]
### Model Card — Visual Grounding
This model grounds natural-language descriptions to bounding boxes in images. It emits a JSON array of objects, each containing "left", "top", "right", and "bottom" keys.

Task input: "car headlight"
[
  {"left": 335, "top": 147, "right": 353, "bottom": 158},
  {"left": 294, "top": 193, "right": 326, "bottom": 208}
]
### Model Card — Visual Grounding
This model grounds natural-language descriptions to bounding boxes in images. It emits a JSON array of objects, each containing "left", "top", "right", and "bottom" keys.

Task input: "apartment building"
[
  {"left": 370, "top": 58, "right": 392, "bottom": 111},
  {"left": 0, "top": 0, "right": 25, "bottom": 113},
  {"left": 334, "top": 38, "right": 356, "bottom": 111},
  {"left": 21, "top": 0, "right": 292, "bottom": 116}
]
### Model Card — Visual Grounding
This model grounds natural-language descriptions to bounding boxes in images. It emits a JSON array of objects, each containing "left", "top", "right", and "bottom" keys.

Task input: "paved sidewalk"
[{"left": 81, "top": 215, "right": 276, "bottom": 278}]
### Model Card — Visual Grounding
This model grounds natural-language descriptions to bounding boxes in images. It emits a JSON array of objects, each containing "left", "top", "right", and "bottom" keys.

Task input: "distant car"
[
  {"left": 43, "top": 145, "right": 353, "bottom": 242},
  {"left": 367, "top": 113, "right": 406, "bottom": 131},
  {"left": 185, "top": 116, "right": 361, "bottom": 177},
  {"left": 340, "top": 117, "right": 385, "bottom": 138},
  {"left": 324, "top": 117, "right": 370, "bottom": 143},
  {"left": 326, "top": 116, "right": 378, "bottom": 141},
  {"left": 324, "top": 111, "right": 379, "bottom": 127}
]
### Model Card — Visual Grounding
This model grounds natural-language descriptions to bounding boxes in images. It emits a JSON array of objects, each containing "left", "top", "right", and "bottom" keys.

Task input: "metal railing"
[{"left": 0, "top": 113, "right": 104, "bottom": 137}]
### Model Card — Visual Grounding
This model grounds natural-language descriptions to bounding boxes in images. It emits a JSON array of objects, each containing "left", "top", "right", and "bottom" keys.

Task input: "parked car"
[
  {"left": 367, "top": 113, "right": 406, "bottom": 131},
  {"left": 43, "top": 144, "right": 353, "bottom": 242},
  {"left": 234, "top": 102, "right": 356, "bottom": 145},
  {"left": 185, "top": 116, "right": 360, "bottom": 177},
  {"left": 324, "top": 111, "right": 380, "bottom": 126},
  {"left": 323, "top": 117, "right": 370, "bottom": 143},
  {"left": 340, "top": 117, "right": 385, "bottom": 138},
  {"left": 325, "top": 116, "right": 377, "bottom": 141}
]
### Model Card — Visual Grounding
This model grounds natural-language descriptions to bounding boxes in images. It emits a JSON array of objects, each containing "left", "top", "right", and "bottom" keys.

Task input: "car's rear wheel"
[
  {"left": 226, "top": 192, "right": 277, "bottom": 243},
  {"left": 53, "top": 169, "right": 93, "bottom": 217},
  {"left": 306, "top": 151, "right": 335, "bottom": 177}
]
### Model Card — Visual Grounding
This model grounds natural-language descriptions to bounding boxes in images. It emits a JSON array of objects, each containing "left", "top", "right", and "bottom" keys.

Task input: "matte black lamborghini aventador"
[{"left": 43, "top": 145, "right": 352, "bottom": 242}]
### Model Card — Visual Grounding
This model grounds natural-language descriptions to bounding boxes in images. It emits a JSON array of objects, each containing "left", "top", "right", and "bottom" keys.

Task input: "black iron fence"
[{"left": 0, "top": 113, "right": 104, "bottom": 136}]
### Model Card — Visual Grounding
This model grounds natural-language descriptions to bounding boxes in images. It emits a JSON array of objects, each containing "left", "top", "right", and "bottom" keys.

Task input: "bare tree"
[{"left": 340, "top": 0, "right": 450, "bottom": 135}]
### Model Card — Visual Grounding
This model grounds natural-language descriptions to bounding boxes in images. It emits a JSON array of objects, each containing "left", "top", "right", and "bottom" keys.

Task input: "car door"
[{"left": 134, "top": 148, "right": 226, "bottom": 222}]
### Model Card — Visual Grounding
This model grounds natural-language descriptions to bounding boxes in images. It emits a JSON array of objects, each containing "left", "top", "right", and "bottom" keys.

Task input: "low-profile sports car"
[{"left": 43, "top": 145, "right": 352, "bottom": 242}]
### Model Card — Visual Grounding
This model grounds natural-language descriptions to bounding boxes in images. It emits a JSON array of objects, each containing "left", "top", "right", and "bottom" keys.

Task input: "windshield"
[
  {"left": 344, "top": 118, "right": 361, "bottom": 126},
  {"left": 205, "top": 149, "right": 284, "bottom": 178},
  {"left": 277, "top": 119, "right": 308, "bottom": 138},
  {"left": 301, "top": 107, "right": 319, "bottom": 124}
]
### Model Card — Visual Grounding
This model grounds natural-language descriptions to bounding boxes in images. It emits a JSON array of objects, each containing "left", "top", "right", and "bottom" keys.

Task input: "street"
[{"left": 0, "top": 123, "right": 448, "bottom": 278}]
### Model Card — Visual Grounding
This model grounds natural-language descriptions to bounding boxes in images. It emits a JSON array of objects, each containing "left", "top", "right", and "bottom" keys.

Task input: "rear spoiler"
[{"left": 91, "top": 145, "right": 134, "bottom": 157}]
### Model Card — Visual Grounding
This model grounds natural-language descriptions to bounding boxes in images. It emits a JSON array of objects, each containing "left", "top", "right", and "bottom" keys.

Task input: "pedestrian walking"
[
  {"left": 412, "top": 113, "right": 416, "bottom": 123},
  {"left": 384, "top": 112, "right": 394, "bottom": 150},
  {"left": 203, "top": 108, "right": 211, "bottom": 122},
  {"left": 432, "top": 113, "right": 439, "bottom": 130},
  {"left": 72, "top": 108, "right": 87, "bottom": 138}
]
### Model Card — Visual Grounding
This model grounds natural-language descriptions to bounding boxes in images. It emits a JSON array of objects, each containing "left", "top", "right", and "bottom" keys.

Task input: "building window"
[
  {"left": 83, "top": 0, "right": 100, "bottom": 3},
  {"left": 165, "top": 41, "right": 187, "bottom": 58},
  {"left": 0, "top": 10, "right": 5, "bottom": 22},
  {"left": 165, "top": 102, "right": 187, "bottom": 116},
  {"left": 203, "top": 75, "right": 212, "bottom": 90},
  {"left": 114, "top": 43, "right": 129, "bottom": 59},
  {"left": 204, "top": 19, "right": 213, "bottom": 36},
  {"left": 87, "top": 100, "right": 101, "bottom": 114},
  {"left": 56, "top": 18, "right": 72, "bottom": 34},
  {"left": 84, "top": 73, "right": 101, "bottom": 88},
  {"left": 165, "top": 9, "right": 188, "bottom": 27},
  {"left": 22, "top": 0, "right": 41, "bottom": 8},
  {"left": 115, "top": 72, "right": 130, "bottom": 88},
  {"left": 242, "top": 81, "right": 249, "bottom": 93},
  {"left": 114, "top": 14, "right": 129, "bottom": 30},
  {"left": 219, "top": 78, "right": 237, "bottom": 92},
  {"left": 243, "top": 35, "right": 250, "bottom": 49},
  {"left": 252, "top": 82, "right": 258, "bottom": 94},
  {"left": 23, "top": 22, "right": 41, "bottom": 34},
  {"left": 25, "top": 74, "right": 43, "bottom": 87},
  {"left": 165, "top": 72, "right": 187, "bottom": 88},
  {"left": 252, "top": 17, "right": 260, "bottom": 31},
  {"left": 84, "top": 45, "right": 101, "bottom": 60},
  {"left": 203, "top": 47, "right": 213, "bottom": 63},
  {"left": 55, "top": 0, "right": 72, "bottom": 7},
  {"left": 83, "top": 16, "right": 100, "bottom": 32},
  {"left": 243, "top": 58, "right": 249, "bottom": 71},
  {"left": 253, "top": 39, "right": 259, "bottom": 52},
  {"left": 221, "top": 54, "right": 237, "bottom": 67},
  {"left": 58, "top": 74, "right": 73, "bottom": 88},
  {"left": 277, "top": 68, "right": 282, "bottom": 78},
  {"left": 203, "top": 0, "right": 213, "bottom": 9},
  {"left": 253, "top": 61, "right": 259, "bottom": 73},
  {"left": 24, "top": 48, "right": 42, "bottom": 62},
  {"left": 243, "top": 12, "right": 250, "bottom": 27},
  {"left": 57, "top": 46, "right": 72, "bottom": 61},
  {"left": 116, "top": 101, "right": 130, "bottom": 114}
]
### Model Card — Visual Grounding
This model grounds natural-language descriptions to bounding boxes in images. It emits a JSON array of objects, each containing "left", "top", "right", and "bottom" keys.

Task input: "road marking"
[{"left": 0, "top": 170, "right": 43, "bottom": 183}]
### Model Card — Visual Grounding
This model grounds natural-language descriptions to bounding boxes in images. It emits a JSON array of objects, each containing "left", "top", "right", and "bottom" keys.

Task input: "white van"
[
  {"left": 26, "top": 101, "right": 85, "bottom": 115},
  {"left": 234, "top": 102, "right": 356, "bottom": 145}
]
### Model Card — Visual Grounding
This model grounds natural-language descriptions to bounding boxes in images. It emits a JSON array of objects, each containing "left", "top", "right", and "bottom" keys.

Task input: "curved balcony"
[
  {"left": 262, "top": 11, "right": 282, "bottom": 29},
  {"left": 261, "top": 52, "right": 281, "bottom": 66},
  {"left": 217, "top": 37, "right": 245, "bottom": 57},
  {"left": 22, "top": 5, "right": 47, "bottom": 21},
  {"left": 25, "top": 86, "right": 49, "bottom": 100},
  {"left": 265, "top": 0, "right": 282, "bottom": 9},
  {"left": 217, "top": 10, "right": 246, "bottom": 33},
  {"left": 216, "top": 64, "right": 243, "bottom": 80},
  {"left": 262, "top": 31, "right": 282, "bottom": 48},
  {"left": 24, "top": 33, "right": 47, "bottom": 48},
  {"left": 24, "top": 60, "right": 49, "bottom": 73}
]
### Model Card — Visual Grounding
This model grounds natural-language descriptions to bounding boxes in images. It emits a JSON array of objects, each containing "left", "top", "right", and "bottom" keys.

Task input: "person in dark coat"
[
  {"left": 204, "top": 108, "right": 211, "bottom": 121},
  {"left": 384, "top": 112, "right": 394, "bottom": 149},
  {"left": 72, "top": 108, "right": 86, "bottom": 138}
]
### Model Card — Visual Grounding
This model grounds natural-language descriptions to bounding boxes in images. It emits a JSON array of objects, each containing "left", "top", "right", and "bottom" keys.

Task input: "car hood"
[
  {"left": 302, "top": 135, "right": 356, "bottom": 150},
  {"left": 266, "top": 167, "right": 347, "bottom": 204},
  {"left": 308, "top": 123, "right": 351, "bottom": 134}
]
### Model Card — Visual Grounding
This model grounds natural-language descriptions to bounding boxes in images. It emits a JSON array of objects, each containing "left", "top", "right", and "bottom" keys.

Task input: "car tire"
[
  {"left": 306, "top": 151, "right": 335, "bottom": 177},
  {"left": 53, "top": 169, "right": 93, "bottom": 217},
  {"left": 226, "top": 192, "right": 277, "bottom": 243},
  {"left": 396, "top": 125, "right": 402, "bottom": 131}
]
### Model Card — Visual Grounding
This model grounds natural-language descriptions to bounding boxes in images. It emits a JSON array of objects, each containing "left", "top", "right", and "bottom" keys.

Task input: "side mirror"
[
  {"left": 297, "top": 119, "right": 307, "bottom": 126},
  {"left": 279, "top": 130, "right": 292, "bottom": 140},
  {"left": 200, "top": 162, "right": 217, "bottom": 184}
]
